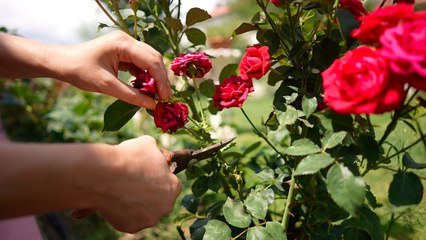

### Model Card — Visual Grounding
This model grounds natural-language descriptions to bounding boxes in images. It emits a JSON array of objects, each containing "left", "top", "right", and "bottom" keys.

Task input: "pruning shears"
[{"left": 71, "top": 136, "right": 236, "bottom": 220}]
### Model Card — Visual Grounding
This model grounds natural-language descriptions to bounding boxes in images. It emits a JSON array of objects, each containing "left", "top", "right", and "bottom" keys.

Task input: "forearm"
[
  {"left": 0, "top": 33, "right": 63, "bottom": 79},
  {"left": 0, "top": 142, "right": 114, "bottom": 218}
]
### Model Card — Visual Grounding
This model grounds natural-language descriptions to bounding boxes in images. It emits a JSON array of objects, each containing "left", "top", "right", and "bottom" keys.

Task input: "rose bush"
[{"left": 98, "top": 0, "right": 426, "bottom": 239}]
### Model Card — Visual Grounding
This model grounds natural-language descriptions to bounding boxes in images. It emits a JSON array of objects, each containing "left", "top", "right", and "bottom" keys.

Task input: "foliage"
[{"left": 95, "top": 0, "right": 426, "bottom": 239}]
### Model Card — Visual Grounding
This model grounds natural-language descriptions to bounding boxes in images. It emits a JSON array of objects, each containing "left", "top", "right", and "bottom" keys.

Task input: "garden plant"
[
  {"left": 98, "top": 0, "right": 426, "bottom": 239},
  {"left": 2, "top": 0, "right": 425, "bottom": 239}
]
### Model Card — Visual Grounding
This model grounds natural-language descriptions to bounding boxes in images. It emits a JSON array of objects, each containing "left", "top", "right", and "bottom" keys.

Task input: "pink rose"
[
  {"left": 322, "top": 46, "right": 406, "bottom": 114},
  {"left": 339, "top": 0, "right": 368, "bottom": 20},
  {"left": 212, "top": 75, "right": 254, "bottom": 110},
  {"left": 170, "top": 52, "right": 212, "bottom": 78},
  {"left": 153, "top": 102, "right": 189, "bottom": 133},
  {"left": 379, "top": 20, "right": 426, "bottom": 91},
  {"left": 131, "top": 71, "right": 158, "bottom": 97},
  {"left": 239, "top": 45, "right": 271, "bottom": 81},
  {"left": 270, "top": 0, "right": 283, "bottom": 6},
  {"left": 351, "top": 4, "right": 414, "bottom": 45}
]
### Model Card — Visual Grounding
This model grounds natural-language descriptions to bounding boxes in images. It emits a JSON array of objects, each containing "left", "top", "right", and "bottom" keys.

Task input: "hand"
[
  {"left": 91, "top": 136, "right": 181, "bottom": 233},
  {"left": 51, "top": 31, "right": 172, "bottom": 109}
]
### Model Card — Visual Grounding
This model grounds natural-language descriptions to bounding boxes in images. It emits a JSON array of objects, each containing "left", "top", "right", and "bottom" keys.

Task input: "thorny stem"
[
  {"left": 282, "top": 170, "right": 296, "bottom": 231},
  {"left": 192, "top": 78, "right": 206, "bottom": 126},
  {"left": 362, "top": 135, "right": 426, "bottom": 176},
  {"left": 132, "top": 9, "right": 138, "bottom": 39},
  {"left": 112, "top": 0, "right": 132, "bottom": 35},
  {"left": 240, "top": 108, "right": 283, "bottom": 157},
  {"left": 95, "top": 0, "right": 123, "bottom": 31},
  {"left": 385, "top": 213, "right": 395, "bottom": 240}
]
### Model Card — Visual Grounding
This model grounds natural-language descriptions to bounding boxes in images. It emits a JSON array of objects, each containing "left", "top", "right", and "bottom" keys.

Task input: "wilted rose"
[
  {"left": 379, "top": 20, "right": 426, "bottom": 91},
  {"left": 239, "top": 45, "right": 271, "bottom": 81},
  {"left": 212, "top": 75, "right": 254, "bottom": 110},
  {"left": 153, "top": 102, "right": 189, "bottom": 133},
  {"left": 170, "top": 52, "right": 212, "bottom": 78},
  {"left": 131, "top": 71, "right": 158, "bottom": 97},
  {"left": 322, "top": 46, "right": 406, "bottom": 114}
]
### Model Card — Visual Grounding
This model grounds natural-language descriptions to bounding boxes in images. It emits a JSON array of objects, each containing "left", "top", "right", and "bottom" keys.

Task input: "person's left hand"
[{"left": 49, "top": 31, "right": 172, "bottom": 109}]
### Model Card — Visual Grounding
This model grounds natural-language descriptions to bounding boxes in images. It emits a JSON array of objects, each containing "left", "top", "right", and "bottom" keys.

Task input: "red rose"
[
  {"left": 270, "top": 0, "right": 283, "bottom": 6},
  {"left": 322, "top": 46, "right": 406, "bottom": 114},
  {"left": 170, "top": 52, "right": 212, "bottom": 78},
  {"left": 351, "top": 4, "right": 414, "bottom": 45},
  {"left": 212, "top": 75, "right": 254, "bottom": 110},
  {"left": 131, "top": 71, "right": 158, "bottom": 97},
  {"left": 153, "top": 102, "right": 189, "bottom": 133},
  {"left": 379, "top": 20, "right": 426, "bottom": 91},
  {"left": 239, "top": 45, "right": 271, "bottom": 81},
  {"left": 339, "top": 0, "right": 368, "bottom": 20}
]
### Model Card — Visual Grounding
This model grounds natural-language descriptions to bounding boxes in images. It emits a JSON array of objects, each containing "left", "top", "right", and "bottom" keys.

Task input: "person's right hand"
[{"left": 89, "top": 136, "right": 181, "bottom": 233}]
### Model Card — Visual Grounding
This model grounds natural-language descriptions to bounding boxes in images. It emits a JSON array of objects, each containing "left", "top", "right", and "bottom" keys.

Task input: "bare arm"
[
  {"left": 0, "top": 31, "right": 172, "bottom": 109},
  {"left": 0, "top": 136, "right": 181, "bottom": 233}
]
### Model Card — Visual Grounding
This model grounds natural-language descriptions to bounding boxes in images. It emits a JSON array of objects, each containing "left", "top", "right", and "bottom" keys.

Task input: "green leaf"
[
  {"left": 219, "top": 63, "right": 239, "bottom": 83},
  {"left": 342, "top": 205, "right": 384, "bottom": 240},
  {"left": 223, "top": 197, "right": 252, "bottom": 228},
  {"left": 402, "top": 152, "right": 426, "bottom": 169},
  {"left": 244, "top": 188, "right": 274, "bottom": 220},
  {"left": 302, "top": 96, "right": 317, "bottom": 118},
  {"left": 192, "top": 176, "right": 209, "bottom": 197},
  {"left": 389, "top": 171, "right": 423, "bottom": 206},
  {"left": 103, "top": 100, "right": 139, "bottom": 132},
  {"left": 164, "top": 17, "right": 183, "bottom": 31},
  {"left": 208, "top": 174, "right": 224, "bottom": 192},
  {"left": 255, "top": 168, "right": 275, "bottom": 182},
  {"left": 185, "top": 28, "right": 207, "bottom": 46},
  {"left": 311, "top": 38, "right": 341, "bottom": 71},
  {"left": 243, "top": 141, "right": 262, "bottom": 155},
  {"left": 326, "top": 164, "right": 366, "bottom": 215},
  {"left": 247, "top": 226, "right": 273, "bottom": 240},
  {"left": 279, "top": 106, "right": 302, "bottom": 126},
  {"left": 358, "top": 134, "right": 380, "bottom": 166},
  {"left": 265, "top": 221, "right": 287, "bottom": 240},
  {"left": 267, "top": 66, "right": 290, "bottom": 86},
  {"left": 203, "top": 220, "right": 231, "bottom": 240},
  {"left": 233, "top": 22, "right": 260, "bottom": 36},
  {"left": 285, "top": 138, "right": 321, "bottom": 156},
  {"left": 199, "top": 79, "right": 216, "bottom": 98},
  {"left": 186, "top": 7, "right": 211, "bottom": 26},
  {"left": 294, "top": 153, "right": 334, "bottom": 176},
  {"left": 335, "top": 9, "right": 359, "bottom": 44},
  {"left": 265, "top": 111, "right": 279, "bottom": 131},
  {"left": 321, "top": 131, "right": 347, "bottom": 150},
  {"left": 182, "top": 194, "right": 199, "bottom": 214}
]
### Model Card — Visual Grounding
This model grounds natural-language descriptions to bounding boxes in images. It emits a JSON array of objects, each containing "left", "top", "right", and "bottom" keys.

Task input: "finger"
[
  {"left": 118, "top": 62, "right": 141, "bottom": 77},
  {"left": 103, "top": 76, "right": 156, "bottom": 109},
  {"left": 126, "top": 42, "right": 173, "bottom": 100}
]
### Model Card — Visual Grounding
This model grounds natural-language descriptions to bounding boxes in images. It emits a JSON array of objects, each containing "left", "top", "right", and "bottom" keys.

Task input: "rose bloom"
[
  {"left": 270, "top": 0, "right": 283, "bottom": 6},
  {"left": 379, "top": 20, "right": 426, "bottom": 91},
  {"left": 339, "top": 0, "right": 368, "bottom": 20},
  {"left": 351, "top": 4, "right": 414, "bottom": 44},
  {"left": 213, "top": 75, "right": 254, "bottom": 110},
  {"left": 131, "top": 71, "right": 158, "bottom": 97},
  {"left": 322, "top": 46, "right": 406, "bottom": 114},
  {"left": 153, "top": 102, "right": 189, "bottom": 133},
  {"left": 170, "top": 52, "right": 212, "bottom": 78},
  {"left": 239, "top": 45, "right": 271, "bottom": 81}
]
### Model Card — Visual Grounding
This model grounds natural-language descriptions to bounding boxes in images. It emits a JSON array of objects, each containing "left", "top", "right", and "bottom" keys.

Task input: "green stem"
[
  {"left": 255, "top": 0, "right": 290, "bottom": 54},
  {"left": 282, "top": 170, "right": 296, "bottom": 231},
  {"left": 193, "top": 78, "right": 206, "bottom": 125},
  {"left": 132, "top": 9, "right": 138, "bottom": 39},
  {"left": 385, "top": 213, "right": 395, "bottom": 240},
  {"left": 112, "top": 0, "right": 132, "bottom": 35},
  {"left": 240, "top": 108, "right": 283, "bottom": 157},
  {"left": 94, "top": 0, "right": 122, "bottom": 29}
]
